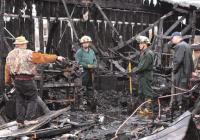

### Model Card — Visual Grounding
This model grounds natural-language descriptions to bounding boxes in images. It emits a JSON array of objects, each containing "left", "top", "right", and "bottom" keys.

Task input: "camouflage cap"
[{"left": 136, "top": 36, "right": 151, "bottom": 45}]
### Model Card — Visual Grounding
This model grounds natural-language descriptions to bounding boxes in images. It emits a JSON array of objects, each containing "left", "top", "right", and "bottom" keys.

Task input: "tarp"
[{"left": 140, "top": 111, "right": 200, "bottom": 140}]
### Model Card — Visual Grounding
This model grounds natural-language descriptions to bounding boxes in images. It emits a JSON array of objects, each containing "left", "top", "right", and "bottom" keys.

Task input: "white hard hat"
[
  {"left": 80, "top": 35, "right": 92, "bottom": 43},
  {"left": 136, "top": 36, "right": 151, "bottom": 44}
]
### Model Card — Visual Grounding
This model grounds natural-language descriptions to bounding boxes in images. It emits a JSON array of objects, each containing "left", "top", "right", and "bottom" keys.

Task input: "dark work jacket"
[
  {"left": 133, "top": 48, "right": 154, "bottom": 79},
  {"left": 132, "top": 48, "right": 154, "bottom": 98},
  {"left": 173, "top": 41, "right": 194, "bottom": 88}
]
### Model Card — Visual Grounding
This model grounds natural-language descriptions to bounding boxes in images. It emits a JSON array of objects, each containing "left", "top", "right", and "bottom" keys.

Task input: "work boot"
[
  {"left": 138, "top": 109, "right": 145, "bottom": 116},
  {"left": 138, "top": 98, "right": 153, "bottom": 118},
  {"left": 90, "top": 99, "right": 97, "bottom": 113},
  {"left": 138, "top": 108, "right": 153, "bottom": 118},
  {"left": 144, "top": 108, "right": 153, "bottom": 114},
  {"left": 86, "top": 98, "right": 97, "bottom": 113}
]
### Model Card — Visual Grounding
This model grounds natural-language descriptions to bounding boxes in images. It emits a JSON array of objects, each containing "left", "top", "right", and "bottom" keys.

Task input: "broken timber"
[
  {"left": 173, "top": 6, "right": 189, "bottom": 14},
  {"left": 0, "top": 0, "right": 5, "bottom": 93},
  {"left": 112, "top": 11, "right": 174, "bottom": 51},
  {"left": 181, "top": 24, "right": 192, "bottom": 35},
  {"left": 94, "top": 2, "right": 120, "bottom": 37},
  {"left": 163, "top": 16, "right": 185, "bottom": 36},
  {"left": 61, "top": 0, "right": 79, "bottom": 41},
  {"left": 190, "top": 10, "right": 197, "bottom": 44},
  {"left": 0, "top": 106, "right": 70, "bottom": 138}
]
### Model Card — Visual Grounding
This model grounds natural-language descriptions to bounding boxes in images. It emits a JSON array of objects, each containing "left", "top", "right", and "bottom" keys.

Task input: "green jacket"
[
  {"left": 132, "top": 48, "right": 154, "bottom": 76},
  {"left": 75, "top": 48, "right": 97, "bottom": 68},
  {"left": 132, "top": 48, "right": 154, "bottom": 98}
]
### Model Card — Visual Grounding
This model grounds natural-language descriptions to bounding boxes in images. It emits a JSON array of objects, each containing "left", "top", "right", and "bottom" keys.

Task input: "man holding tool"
[{"left": 128, "top": 36, "right": 154, "bottom": 114}]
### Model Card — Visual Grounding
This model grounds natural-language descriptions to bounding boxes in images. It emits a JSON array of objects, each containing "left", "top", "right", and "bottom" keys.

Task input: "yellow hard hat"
[{"left": 80, "top": 35, "right": 92, "bottom": 44}]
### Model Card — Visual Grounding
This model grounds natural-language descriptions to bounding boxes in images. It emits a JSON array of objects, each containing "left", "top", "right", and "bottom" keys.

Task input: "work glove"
[
  {"left": 57, "top": 56, "right": 65, "bottom": 61},
  {"left": 87, "top": 64, "right": 93, "bottom": 68}
]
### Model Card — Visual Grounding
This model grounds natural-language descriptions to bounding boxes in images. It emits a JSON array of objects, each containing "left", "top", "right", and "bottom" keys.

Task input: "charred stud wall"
[{"left": 0, "top": 0, "right": 162, "bottom": 91}]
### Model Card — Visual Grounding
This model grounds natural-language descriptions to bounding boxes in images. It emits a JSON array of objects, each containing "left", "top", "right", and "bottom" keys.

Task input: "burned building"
[
  {"left": 0, "top": 0, "right": 200, "bottom": 139},
  {"left": 0, "top": 0, "right": 162, "bottom": 92}
]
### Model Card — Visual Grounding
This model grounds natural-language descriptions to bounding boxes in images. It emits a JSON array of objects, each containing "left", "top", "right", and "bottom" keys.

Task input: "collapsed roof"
[{"left": 160, "top": 0, "right": 200, "bottom": 9}]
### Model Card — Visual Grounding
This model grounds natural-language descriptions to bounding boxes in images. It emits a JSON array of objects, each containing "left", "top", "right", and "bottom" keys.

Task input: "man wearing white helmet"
[
  {"left": 131, "top": 36, "right": 154, "bottom": 110},
  {"left": 75, "top": 35, "right": 97, "bottom": 111}
]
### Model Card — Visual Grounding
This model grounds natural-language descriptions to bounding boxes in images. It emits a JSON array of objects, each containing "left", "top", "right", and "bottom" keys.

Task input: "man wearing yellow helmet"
[{"left": 75, "top": 35, "right": 97, "bottom": 111}]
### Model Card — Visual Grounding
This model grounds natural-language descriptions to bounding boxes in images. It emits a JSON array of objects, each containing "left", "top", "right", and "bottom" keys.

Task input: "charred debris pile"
[
  {"left": 0, "top": 58, "right": 199, "bottom": 140},
  {"left": 1, "top": 0, "right": 200, "bottom": 139}
]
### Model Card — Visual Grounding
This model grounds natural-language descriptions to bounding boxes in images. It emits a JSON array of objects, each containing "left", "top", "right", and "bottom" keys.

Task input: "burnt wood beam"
[
  {"left": 107, "top": 48, "right": 139, "bottom": 72},
  {"left": 61, "top": 0, "right": 79, "bottom": 41},
  {"left": 39, "top": 18, "right": 44, "bottom": 52},
  {"left": 94, "top": 2, "right": 120, "bottom": 37},
  {"left": 46, "top": 20, "right": 60, "bottom": 54},
  {"left": 181, "top": 24, "right": 191, "bottom": 35},
  {"left": 2, "top": 107, "right": 71, "bottom": 138},
  {"left": 173, "top": 7, "right": 189, "bottom": 14},
  {"left": 18, "top": 107, "right": 70, "bottom": 137},
  {"left": 155, "top": 34, "right": 192, "bottom": 40},
  {"left": 39, "top": 1, "right": 44, "bottom": 52},
  {"left": 110, "top": 60, "right": 126, "bottom": 72},
  {"left": 154, "top": 19, "right": 163, "bottom": 66},
  {"left": 163, "top": 16, "right": 185, "bottom": 36},
  {"left": 157, "top": 19, "right": 163, "bottom": 48},
  {"left": 3, "top": 38, "right": 12, "bottom": 52},
  {"left": 27, "top": 0, "right": 35, "bottom": 50},
  {"left": 16, "top": 125, "right": 72, "bottom": 139},
  {"left": 28, "top": 107, "right": 70, "bottom": 131},
  {"left": 189, "top": 10, "right": 196, "bottom": 44},
  {"left": 0, "top": 0, "right": 5, "bottom": 93},
  {"left": 43, "top": 0, "right": 143, "bottom": 10},
  {"left": 112, "top": 11, "right": 174, "bottom": 51}
]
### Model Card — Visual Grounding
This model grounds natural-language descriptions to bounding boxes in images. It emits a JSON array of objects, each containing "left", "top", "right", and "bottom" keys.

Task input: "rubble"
[
  {"left": 0, "top": 59, "right": 200, "bottom": 139},
  {"left": 0, "top": 0, "right": 200, "bottom": 139}
]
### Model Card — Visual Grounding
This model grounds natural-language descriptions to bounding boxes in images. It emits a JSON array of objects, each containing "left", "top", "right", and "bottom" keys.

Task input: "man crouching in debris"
[
  {"left": 170, "top": 32, "right": 194, "bottom": 112},
  {"left": 129, "top": 36, "right": 154, "bottom": 114},
  {"left": 5, "top": 36, "right": 65, "bottom": 127},
  {"left": 75, "top": 35, "right": 97, "bottom": 112}
]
